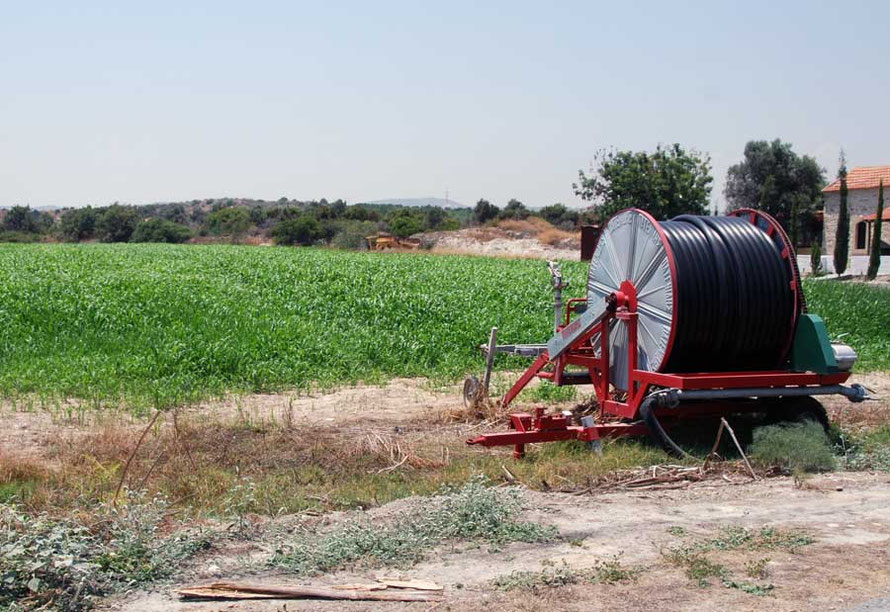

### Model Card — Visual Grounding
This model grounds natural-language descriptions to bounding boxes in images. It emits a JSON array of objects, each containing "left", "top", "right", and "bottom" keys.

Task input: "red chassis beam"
[
  {"left": 467, "top": 290, "right": 853, "bottom": 456},
  {"left": 466, "top": 407, "right": 649, "bottom": 459}
]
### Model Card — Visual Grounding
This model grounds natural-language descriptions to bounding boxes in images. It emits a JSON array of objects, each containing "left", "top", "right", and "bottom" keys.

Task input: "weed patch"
[
  {"left": 492, "top": 556, "right": 640, "bottom": 593},
  {"left": 841, "top": 425, "right": 890, "bottom": 472},
  {"left": 663, "top": 525, "right": 812, "bottom": 595},
  {"left": 749, "top": 422, "right": 836, "bottom": 473},
  {"left": 0, "top": 493, "right": 211, "bottom": 610},
  {"left": 269, "top": 478, "right": 556, "bottom": 575}
]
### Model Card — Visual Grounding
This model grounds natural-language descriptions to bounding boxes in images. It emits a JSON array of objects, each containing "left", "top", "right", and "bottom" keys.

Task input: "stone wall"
[{"left": 823, "top": 187, "right": 884, "bottom": 260}]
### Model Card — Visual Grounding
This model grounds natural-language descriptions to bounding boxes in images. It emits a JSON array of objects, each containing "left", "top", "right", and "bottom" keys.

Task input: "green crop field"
[{"left": 1, "top": 244, "right": 887, "bottom": 408}]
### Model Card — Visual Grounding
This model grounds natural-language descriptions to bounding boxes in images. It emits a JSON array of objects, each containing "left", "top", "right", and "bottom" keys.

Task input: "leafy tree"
[
  {"left": 131, "top": 218, "right": 191, "bottom": 243},
  {"left": 424, "top": 206, "right": 447, "bottom": 229},
  {"left": 725, "top": 140, "right": 825, "bottom": 241},
  {"left": 97, "top": 205, "right": 138, "bottom": 242},
  {"left": 574, "top": 144, "right": 712, "bottom": 221},
  {"left": 386, "top": 209, "right": 424, "bottom": 237},
  {"left": 2, "top": 206, "right": 38, "bottom": 233},
  {"left": 272, "top": 216, "right": 324, "bottom": 246},
  {"left": 60, "top": 207, "right": 98, "bottom": 241},
  {"left": 499, "top": 199, "right": 530, "bottom": 220},
  {"left": 208, "top": 207, "right": 250, "bottom": 238},
  {"left": 867, "top": 180, "right": 884, "bottom": 280},
  {"left": 473, "top": 199, "right": 499, "bottom": 224},
  {"left": 160, "top": 204, "right": 188, "bottom": 225},
  {"left": 834, "top": 153, "right": 849, "bottom": 275}
]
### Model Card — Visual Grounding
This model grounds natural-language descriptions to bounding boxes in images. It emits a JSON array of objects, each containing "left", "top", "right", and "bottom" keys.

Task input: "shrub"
[
  {"left": 499, "top": 199, "right": 530, "bottom": 220},
  {"left": 272, "top": 216, "right": 324, "bottom": 246},
  {"left": 2, "top": 206, "right": 39, "bottom": 233},
  {"left": 131, "top": 218, "right": 191, "bottom": 243},
  {"left": 96, "top": 205, "right": 138, "bottom": 243},
  {"left": 749, "top": 422, "right": 836, "bottom": 473},
  {"left": 60, "top": 207, "right": 98, "bottom": 241},
  {"left": 0, "top": 231, "right": 42, "bottom": 243},
  {"left": 809, "top": 241, "right": 822, "bottom": 276},
  {"left": 207, "top": 207, "right": 250, "bottom": 238},
  {"left": 473, "top": 199, "right": 499, "bottom": 224}
]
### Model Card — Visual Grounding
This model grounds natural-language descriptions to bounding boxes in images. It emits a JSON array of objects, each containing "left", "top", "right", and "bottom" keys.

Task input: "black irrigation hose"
[{"left": 659, "top": 215, "right": 795, "bottom": 373}]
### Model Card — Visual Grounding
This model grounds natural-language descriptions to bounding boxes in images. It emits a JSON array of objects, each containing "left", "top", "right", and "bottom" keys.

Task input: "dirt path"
[{"left": 109, "top": 472, "right": 890, "bottom": 612}]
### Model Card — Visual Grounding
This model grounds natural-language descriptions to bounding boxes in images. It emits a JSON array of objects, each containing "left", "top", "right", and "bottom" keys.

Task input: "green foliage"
[
  {"left": 724, "top": 139, "right": 825, "bottom": 243},
  {"left": 473, "top": 199, "right": 499, "bottom": 224},
  {"left": 130, "top": 218, "right": 191, "bottom": 243},
  {"left": 573, "top": 144, "right": 712, "bottom": 221},
  {"left": 835, "top": 155, "right": 850, "bottom": 274},
  {"left": 539, "top": 203, "right": 579, "bottom": 229},
  {"left": 664, "top": 525, "right": 810, "bottom": 593},
  {"left": 840, "top": 425, "right": 890, "bottom": 471},
  {"left": 329, "top": 220, "right": 380, "bottom": 250},
  {"left": 2, "top": 206, "right": 39, "bottom": 233},
  {"left": 385, "top": 208, "right": 424, "bottom": 237},
  {"left": 809, "top": 241, "right": 822, "bottom": 276},
  {"left": 0, "top": 244, "right": 586, "bottom": 406},
  {"left": 867, "top": 180, "right": 884, "bottom": 280},
  {"left": 207, "top": 206, "right": 250, "bottom": 238},
  {"left": 0, "top": 494, "right": 210, "bottom": 610},
  {"left": 96, "top": 205, "right": 138, "bottom": 243},
  {"left": 804, "top": 278, "right": 890, "bottom": 370},
  {"left": 60, "top": 207, "right": 98, "bottom": 241},
  {"left": 272, "top": 216, "right": 324, "bottom": 246},
  {"left": 0, "top": 231, "right": 42, "bottom": 243},
  {"left": 269, "top": 479, "right": 556, "bottom": 575},
  {"left": 492, "top": 556, "right": 639, "bottom": 592},
  {"left": 520, "top": 381, "right": 578, "bottom": 403},
  {"left": 749, "top": 422, "right": 836, "bottom": 473},
  {"left": 499, "top": 199, "right": 530, "bottom": 220}
]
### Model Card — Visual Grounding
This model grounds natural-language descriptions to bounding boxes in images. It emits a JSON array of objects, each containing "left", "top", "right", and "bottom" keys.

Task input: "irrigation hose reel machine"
[{"left": 466, "top": 208, "right": 869, "bottom": 458}]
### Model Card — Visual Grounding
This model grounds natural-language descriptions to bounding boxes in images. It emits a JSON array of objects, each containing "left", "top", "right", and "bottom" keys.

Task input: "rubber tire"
[{"left": 762, "top": 396, "right": 829, "bottom": 433}]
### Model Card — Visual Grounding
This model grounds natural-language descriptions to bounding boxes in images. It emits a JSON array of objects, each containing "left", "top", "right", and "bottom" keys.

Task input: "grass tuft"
[{"left": 749, "top": 422, "right": 836, "bottom": 473}]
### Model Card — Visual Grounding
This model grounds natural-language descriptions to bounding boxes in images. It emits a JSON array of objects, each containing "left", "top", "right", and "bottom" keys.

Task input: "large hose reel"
[{"left": 587, "top": 208, "right": 803, "bottom": 391}]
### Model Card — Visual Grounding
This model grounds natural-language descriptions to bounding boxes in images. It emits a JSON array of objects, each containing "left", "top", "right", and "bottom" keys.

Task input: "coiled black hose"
[{"left": 659, "top": 215, "right": 795, "bottom": 373}]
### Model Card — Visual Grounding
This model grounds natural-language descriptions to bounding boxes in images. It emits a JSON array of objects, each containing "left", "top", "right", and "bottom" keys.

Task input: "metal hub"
[{"left": 588, "top": 209, "right": 676, "bottom": 390}]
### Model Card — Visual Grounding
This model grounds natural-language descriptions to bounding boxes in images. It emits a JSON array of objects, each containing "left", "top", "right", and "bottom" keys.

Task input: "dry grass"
[
  {"left": 493, "top": 217, "right": 578, "bottom": 247},
  {"left": 0, "top": 410, "right": 677, "bottom": 516}
]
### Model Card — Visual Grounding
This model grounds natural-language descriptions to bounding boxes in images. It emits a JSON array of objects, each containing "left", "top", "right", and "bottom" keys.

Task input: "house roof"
[
  {"left": 863, "top": 208, "right": 890, "bottom": 221},
  {"left": 823, "top": 165, "right": 890, "bottom": 192}
]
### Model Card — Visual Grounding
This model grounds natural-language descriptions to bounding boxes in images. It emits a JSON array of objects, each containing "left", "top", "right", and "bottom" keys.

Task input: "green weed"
[
  {"left": 749, "top": 422, "right": 836, "bottom": 473},
  {"left": 269, "top": 478, "right": 556, "bottom": 575},
  {"left": 492, "top": 555, "right": 640, "bottom": 592},
  {"left": 0, "top": 492, "right": 211, "bottom": 610}
]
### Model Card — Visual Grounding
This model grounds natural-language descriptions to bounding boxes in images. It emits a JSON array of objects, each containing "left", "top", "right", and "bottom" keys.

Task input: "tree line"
[{"left": 1, "top": 138, "right": 849, "bottom": 250}]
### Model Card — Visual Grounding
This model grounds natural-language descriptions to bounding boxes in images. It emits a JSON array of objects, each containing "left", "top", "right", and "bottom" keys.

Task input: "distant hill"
[{"left": 363, "top": 197, "right": 466, "bottom": 209}]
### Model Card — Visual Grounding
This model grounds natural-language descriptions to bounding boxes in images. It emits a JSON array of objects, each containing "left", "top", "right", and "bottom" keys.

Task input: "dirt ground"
[
  {"left": 107, "top": 471, "right": 890, "bottom": 612},
  {"left": 3, "top": 373, "right": 890, "bottom": 611},
  {"left": 424, "top": 226, "right": 580, "bottom": 260}
]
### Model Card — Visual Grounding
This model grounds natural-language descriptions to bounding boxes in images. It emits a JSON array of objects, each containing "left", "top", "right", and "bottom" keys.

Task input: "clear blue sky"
[{"left": 2, "top": 1, "right": 888, "bottom": 210}]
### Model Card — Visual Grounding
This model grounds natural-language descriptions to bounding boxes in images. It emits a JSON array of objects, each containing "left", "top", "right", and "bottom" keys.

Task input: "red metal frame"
[{"left": 467, "top": 292, "right": 852, "bottom": 457}]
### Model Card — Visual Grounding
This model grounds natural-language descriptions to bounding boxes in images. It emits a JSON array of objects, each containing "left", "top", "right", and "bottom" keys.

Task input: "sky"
[{"left": 1, "top": 1, "right": 888, "bottom": 210}]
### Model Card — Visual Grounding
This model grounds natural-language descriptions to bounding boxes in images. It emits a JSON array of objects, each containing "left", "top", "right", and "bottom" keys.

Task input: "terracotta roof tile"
[
  {"left": 862, "top": 208, "right": 890, "bottom": 221},
  {"left": 823, "top": 165, "right": 890, "bottom": 192}
]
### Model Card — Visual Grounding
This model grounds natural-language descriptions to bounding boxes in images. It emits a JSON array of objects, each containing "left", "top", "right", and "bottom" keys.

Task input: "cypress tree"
[
  {"left": 867, "top": 180, "right": 884, "bottom": 280},
  {"left": 834, "top": 155, "right": 849, "bottom": 274}
]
